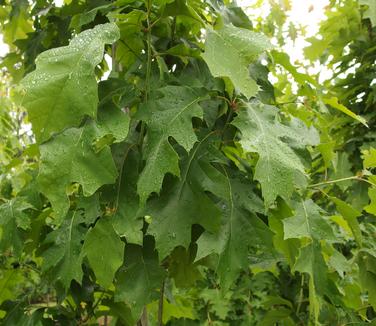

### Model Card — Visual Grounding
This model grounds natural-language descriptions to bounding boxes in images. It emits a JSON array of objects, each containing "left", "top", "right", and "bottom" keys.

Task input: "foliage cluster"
[{"left": 0, "top": 0, "right": 376, "bottom": 325}]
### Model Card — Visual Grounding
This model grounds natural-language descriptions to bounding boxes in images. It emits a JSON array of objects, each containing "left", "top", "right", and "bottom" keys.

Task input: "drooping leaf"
[
  {"left": 41, "top": 211, "right": 85, "bottom": 289},
  {"left": 0, "top": 198, "right": 33, "bottom": 255},
  {"left": 232, "top": 101, "right": 318, "bottom": 207},
  {"left": 202, "top": 24, "right": 271, "bottom": 98},
  {"left": 137, "top": 86, "right": 206, "bottom": 204},
  {"left": 293, "top": 241, "right": 328, "bottom": 322},
  {"left": 83, "top": 218, "right": 125, "bottom": 288},
  {"left": 112, "top": 144, "right": 143, "bottom": 245},
  {"left": 21, "top": 23, "right": 120, "bottom": 142},
  {"left": 323, "top": 97, "right": 368, "bottom": 127},
  {"left": 38, "top": 121, "right": 118, "bottom": 219}
]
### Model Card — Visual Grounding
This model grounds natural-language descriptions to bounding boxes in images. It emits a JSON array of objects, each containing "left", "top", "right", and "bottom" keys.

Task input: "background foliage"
[{"left": 0, "top": 0, "right": 376, "bottom": 325}]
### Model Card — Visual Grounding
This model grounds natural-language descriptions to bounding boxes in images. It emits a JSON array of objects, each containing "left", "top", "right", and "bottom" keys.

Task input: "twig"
[
  {"left": 158, "top": 279, "right": 165, "bottom": 326},
  {"left": 308, "top": 175, "right": 376, "bottom": 188}
]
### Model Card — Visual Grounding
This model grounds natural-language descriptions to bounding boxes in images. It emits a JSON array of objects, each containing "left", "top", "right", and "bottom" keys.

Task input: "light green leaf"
[
  {"left": 137, "top": 86, "right": 205, "bottom": 204},
  {"left": 96, "top": 105, "right": 130, "bottom": 144},
  {"left": 329, "top": 152, "right": 353, "bottom": 190},
  {"left": 115, "top": 238, "right": 165, "bottom": 320},
  {"left": 232, "top": 101, "right": 318, "bottom": 207},
  {"left": 360, "top": 0, "right": 376, "bottom": 26},
  {"left": 0, "top": 269, "right": 24, "bottom": 305},
  {"left": 365, "top": 187, "right": 376, "bottom": 216},
  {"left": 83, "top": 218, "right": 125, "bottom": 288},
  {"left": 38, "top": 121, "right": 118, "bottom": 219},
  {"left": 200, "top": 289, "right": 232, "bottom": 320},
  {"left": 331, "top": 197, "right": 362, "bottom": 246},
  {"left": 283, "top": 199, "right": 335, "bottom": 241},
  {"left": 363, "top": 147, "right": 376, "bottom": 169},
  {"left": 21, "top": 23, "right": 120, "bottom": 142},
  {"left": 323, "top": 97, "right": 368, "bottom": 127},
  {"left": 158, "top": 298, "right": 195, "bottom": 324},
  {"left": 202, "top": 24, "right": 271, "bottom": 98},
  {"left": 328, "top": 248, "right": 350, "bottom": 278}
]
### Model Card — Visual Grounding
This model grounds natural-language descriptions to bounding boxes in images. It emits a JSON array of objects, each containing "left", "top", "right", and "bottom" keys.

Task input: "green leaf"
[
  {"left": 323, "top": 97, "right": 368, "bottom": 127},
  {"left": 112, "top": 145, "right": 143, "bottom": 245},
  {"left": 365, "top": 187, "right": 376, "bottom": 216},
  {"left": 294, "top": 241, "right": 328, "bottom": 294},
  {"left": 83, "top": 218, "right": 124, "bottom": 288},
  {"left": 283, "top": 199, "right": 335, "bottom": 241},
  {"left": 268, "top": 199, "right": 300, "bottom": 267},
  {"left": 146, "top": 136, "right": 221, "bottom": 259},
  {"left": 0, "top": 198, "right": 33, "bottom": 256},
  {"left": 197, "top": 169, "right": 273, "bottom": 289},
  {"left": 41, "top": 211, "right": 85, "bottom": 289},
  {"left": 38, "top": 121, "right": 118, "bottom": 219},
  {"left": 0, "top": 269, "right": 24, "bottom": 305},
  {"left": 329, "top": 152, "right": 353, "bottom": 190},
  {"left": 137, "top": 86, "right": 205, "bottom": 204},
  {"left": 357, "top": 249, "right": 376, "bottom": 309},
  {"left": 115, "top": 238, "right": 165, "bottom": 320},
  {"left": 168, "top": 246, "right": 202, "bottom": 288},
  {"left": 363, "top": 147, "right": 376, "bottom": 169},
  {"left": 202, "top": 24, "right": 271, "bottom": 98},
  {"left": 360, "top": 0, "right": 376, "bottom": 26},
  {"left": 294, "top": 241, "right": 328, "bottom": 322},
  {"left": 21, "top": 23, "right": 120, "bottom": 142},
  {"left": 331, "top": 197, "right": 362, "bottom": 246},
  {"left": 200, "top": 289, "right": 231, "bottom": 319},
  {"left": 96, "top": 104, "right": 130, "bottom": 145},
  {"left": 232, "top": 101, "right": 318, "bottom": 207},
  {"left": 2, "top": 3, "right": 33, "bottom": 44}
]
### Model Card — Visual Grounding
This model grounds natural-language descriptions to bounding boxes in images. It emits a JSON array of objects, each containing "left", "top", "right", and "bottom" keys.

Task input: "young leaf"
[
  {"left": 21, "top": 23, "right": 120, "bottom": 142},
  {"left": 202, "top": 24, "right": 271, "bottom": 98},
  {"left": 83, "top": 218, "right": 124, "bottom": 289}
]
